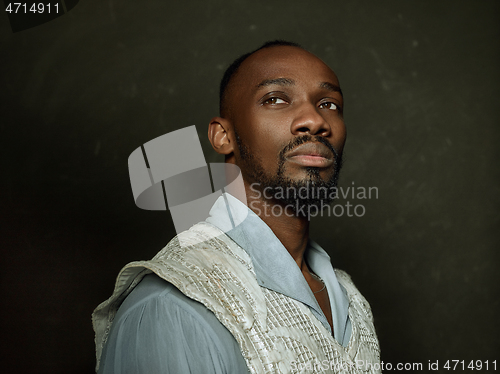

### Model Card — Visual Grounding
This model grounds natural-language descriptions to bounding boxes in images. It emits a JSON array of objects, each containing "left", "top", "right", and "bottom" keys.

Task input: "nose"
[{"left": 290, "top": 103, "right": 331, "bottom": 137}]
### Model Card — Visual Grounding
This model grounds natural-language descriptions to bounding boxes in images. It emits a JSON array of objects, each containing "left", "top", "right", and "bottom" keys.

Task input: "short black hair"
[{"left": 219, "top": 40, "right": 302, "bottom": 117}]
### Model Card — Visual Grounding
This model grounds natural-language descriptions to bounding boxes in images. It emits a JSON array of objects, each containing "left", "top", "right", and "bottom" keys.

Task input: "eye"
[
  {"left": 263, "top": 97, "right": 288, "bottom": 105},
  {"left": 319, "top": 102, "right": 338, "bottom": 110}
]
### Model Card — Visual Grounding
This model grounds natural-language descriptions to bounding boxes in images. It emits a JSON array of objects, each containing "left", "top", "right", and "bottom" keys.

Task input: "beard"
[{"left": 235, "top": 131, "right": 343, "bottom": 217}]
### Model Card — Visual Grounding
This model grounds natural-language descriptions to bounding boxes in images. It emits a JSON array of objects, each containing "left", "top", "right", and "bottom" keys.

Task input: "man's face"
[{"left": 227, "top": 46, "right": 346, "bottom": 210}]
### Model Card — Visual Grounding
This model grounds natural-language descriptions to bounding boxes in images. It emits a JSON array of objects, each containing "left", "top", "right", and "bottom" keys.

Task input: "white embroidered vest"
[{"left": 93, "top": 223, "right": 381, "bottom": 373}]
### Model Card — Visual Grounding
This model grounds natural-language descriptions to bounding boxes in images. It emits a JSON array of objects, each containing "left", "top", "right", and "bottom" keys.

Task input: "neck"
[{"left": 243, "top": 183, "right": 310, "bottom": 271}]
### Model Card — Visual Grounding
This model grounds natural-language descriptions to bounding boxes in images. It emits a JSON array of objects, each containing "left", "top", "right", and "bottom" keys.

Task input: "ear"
[{"left": 208, "top": 117, "right": 235, "bottom": 156}]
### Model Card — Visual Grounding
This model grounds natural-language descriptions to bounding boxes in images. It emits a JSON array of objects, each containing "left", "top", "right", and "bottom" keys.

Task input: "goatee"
[{"left": 235, "top": 132, "right": 343, "bottom": 217}]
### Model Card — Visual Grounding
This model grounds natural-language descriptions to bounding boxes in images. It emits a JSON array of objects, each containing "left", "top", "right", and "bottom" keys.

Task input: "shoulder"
[
  {"left": 99, "top": 273, "right": 248, "bottom": 374},
  {"left": 114, "top": 273, "right": 238, "bottom": 344}
]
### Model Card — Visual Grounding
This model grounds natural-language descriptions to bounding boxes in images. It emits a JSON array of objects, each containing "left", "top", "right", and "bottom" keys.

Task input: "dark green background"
[{"left": 1, "top": 1, "right": 498, "bottom": 373}]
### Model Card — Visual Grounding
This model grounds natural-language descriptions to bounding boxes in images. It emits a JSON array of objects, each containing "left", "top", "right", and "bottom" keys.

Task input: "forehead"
[{"left": 234, "top": 46, "right": 340, "bottom": 90}]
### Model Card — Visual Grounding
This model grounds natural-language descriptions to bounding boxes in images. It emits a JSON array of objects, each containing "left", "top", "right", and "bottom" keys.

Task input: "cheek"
[
  {"left": 245, "top": 111, "right": 290, "bottom": 151},
  {"left": 261, "top": 126, "right": 292, "bottom": 162},
  {"left": 332, "top": 120, "right": 347, "bottom": 152}
]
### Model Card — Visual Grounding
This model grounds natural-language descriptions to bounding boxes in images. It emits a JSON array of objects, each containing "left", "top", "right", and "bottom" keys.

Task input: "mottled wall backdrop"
[{"left": 1, "top": 1, "right": 499, "bottom": 373}]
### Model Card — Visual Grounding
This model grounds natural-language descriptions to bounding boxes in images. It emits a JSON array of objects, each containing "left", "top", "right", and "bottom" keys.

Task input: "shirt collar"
[{"left": 205, "top": 193, "right": 350, "bottom": 345}]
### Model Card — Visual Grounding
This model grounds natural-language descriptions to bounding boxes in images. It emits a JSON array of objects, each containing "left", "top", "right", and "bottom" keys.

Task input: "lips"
[{"left": 285, "top": 142, "right": 334, "bottom": 168}]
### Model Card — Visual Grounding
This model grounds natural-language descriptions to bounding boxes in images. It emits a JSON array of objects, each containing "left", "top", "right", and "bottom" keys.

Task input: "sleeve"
[{"left": 97, "top": 279, "right": 248, "bottom": 374}]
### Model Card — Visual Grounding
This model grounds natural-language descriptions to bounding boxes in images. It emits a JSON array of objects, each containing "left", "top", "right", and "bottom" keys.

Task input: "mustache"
[{"left": 278, "top": 135, "right": 340, "bottom": 163}]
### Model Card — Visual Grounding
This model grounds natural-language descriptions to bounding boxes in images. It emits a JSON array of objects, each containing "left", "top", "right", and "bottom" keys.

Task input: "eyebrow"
[
  {"left": 256, "top": 78, "right": 343, "bottom": 97},
  {"left": 256, "top": 78, "right": 295, "bottom": 88},
  {"left": 320, "top": 81, "right": 343, "bottom": 97}
]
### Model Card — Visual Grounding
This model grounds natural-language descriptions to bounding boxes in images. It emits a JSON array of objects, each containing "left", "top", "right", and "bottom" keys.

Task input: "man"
[{"left": 93, "top": 40, "right": 380, "bottom": 373}]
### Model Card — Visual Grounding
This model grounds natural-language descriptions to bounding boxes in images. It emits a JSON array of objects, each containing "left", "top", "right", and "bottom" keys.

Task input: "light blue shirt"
[{"left": 98, "top": 194, "right": 351, "bottom": 374}]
